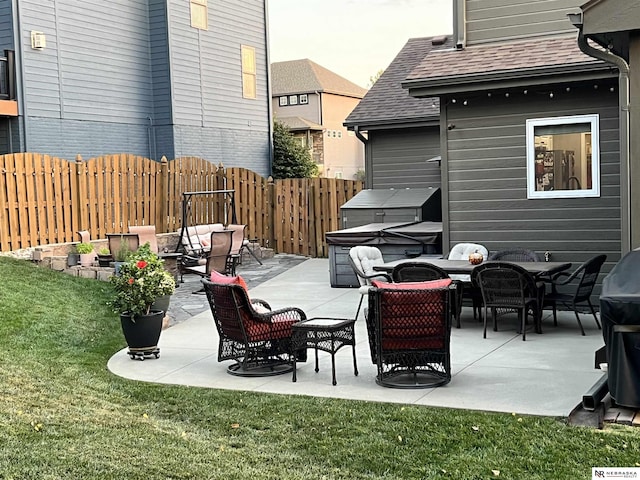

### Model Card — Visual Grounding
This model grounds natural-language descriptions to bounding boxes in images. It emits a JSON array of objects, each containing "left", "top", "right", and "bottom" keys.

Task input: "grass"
[{"left": 1, "top": 257, "right": 639, "bottom": 479}]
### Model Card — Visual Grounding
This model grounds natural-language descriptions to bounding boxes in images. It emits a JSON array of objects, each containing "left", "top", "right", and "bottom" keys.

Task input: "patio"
[{"left": 108, "top": 257, "right": 605, "bottom": 418}]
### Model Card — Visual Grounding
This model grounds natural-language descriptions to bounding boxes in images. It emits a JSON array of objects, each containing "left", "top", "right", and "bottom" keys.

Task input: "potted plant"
[
  {"left": 76, "top": 242, "right": 95, "bottom": 267},
  {"left": 110, "top": 243, "right": 176, "bottom": 360},
  {"left": 97, "top": 247, "right": 113, "bottom": 267},
  {"left": 111, "top": 238, "right": 133, "bottom": 274}
]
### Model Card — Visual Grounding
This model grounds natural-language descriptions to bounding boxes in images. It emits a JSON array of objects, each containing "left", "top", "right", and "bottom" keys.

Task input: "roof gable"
[
  {"left": 345, "top": 36, "right": 452, "bottom": 128},
  {"left": 271, "top": 59, "right": 367, "bottom": 98}
]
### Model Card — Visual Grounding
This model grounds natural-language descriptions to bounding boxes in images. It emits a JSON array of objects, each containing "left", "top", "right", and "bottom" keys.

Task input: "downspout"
[
  {"left": 12, "top": 0, "right": 28, "bottom": 151},
  {"left": 264, "top": 0, "right": 274, "bottom": 175},
  {"left": 353, "top": 125, "right": 371, "bottom": 187},
  {"left": 571, "top": 15, "right": 631, "bottom": 254}
]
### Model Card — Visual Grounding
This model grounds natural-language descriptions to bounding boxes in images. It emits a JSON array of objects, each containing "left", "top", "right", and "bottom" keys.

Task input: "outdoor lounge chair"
[
  {"left": 471, "top": 262, "right": 544, "bottom": 341},
  {"left": 202, "top": 277, "right": 307, "bottom": 376},
  {"left": 348, "top": 246, "right": 391, "bottom": 320},
  {"left": 447, "top": 243, "right": 489, "bottom": 321},
  {"left": 181, "top": 230, "right": 236, "bottom": 283},
  {"left": 366, "top": 278, "right": 454, "bottom": 388},
  {"left": 543, "top": 254, "right": 606, "bottom": 335}
]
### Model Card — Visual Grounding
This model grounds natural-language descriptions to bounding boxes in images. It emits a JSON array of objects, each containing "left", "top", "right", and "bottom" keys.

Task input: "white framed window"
[
  {"left": 279, "top": 96, "right": 288, "bottom": 106},
  {"left": 289, "top": 95, "right": 298, "bottom": 105},
  {"left": 299, "top": 94, "right": 308, "bottom": 104},
  {"left": 190, "top": 0, "right": 208, "bottom": 30},
  {"left": 526, "top": 114, "right": 600, "bottom": 199},
  {"left": 241, "top": 45, "right": 256, "bottom": 99}
]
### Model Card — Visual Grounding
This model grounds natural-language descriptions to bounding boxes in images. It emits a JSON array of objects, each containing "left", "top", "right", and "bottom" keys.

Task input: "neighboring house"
[
  {"left": 345, "top": 36, "right": 452, "bottom": 189},
  {"left": 271, "top": 59, "right": 366, "bottom": 179},
  {"left": 349, "top": 0, "right": 625, "bottom": 285},
  {"left": 0, "top": 0, "right": 272, "bottom": 175}
]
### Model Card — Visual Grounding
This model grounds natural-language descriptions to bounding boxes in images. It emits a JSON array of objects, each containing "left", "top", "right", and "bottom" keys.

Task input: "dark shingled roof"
[
  {"left": 404, "top": 35, "right": 610, "bottom": 91},
  {"left": 345, "top": 36, "right": 452, "bottom": 128},
  {"left": 271, "top": 59, "right": 367, "bottom": 98}
]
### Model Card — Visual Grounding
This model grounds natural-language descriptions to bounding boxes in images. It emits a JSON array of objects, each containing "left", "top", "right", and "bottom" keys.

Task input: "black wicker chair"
[
  {"left": 471, "top": 262, "right": 544, "bottom": 341},
  {"left": 543, "top": 254, "right": 606, "bottom": 335},
  {"left": 366, "top": 281, "right": 454, "bottom": 388},
  {"left": 391, "top": 262, "right": 463, "bottom": 328},
  {"left": 202, "top": 278, "right": 306, "bottom": 376},
  {"left": 488, "top": 248, "right": 541, "bottom": 262}
]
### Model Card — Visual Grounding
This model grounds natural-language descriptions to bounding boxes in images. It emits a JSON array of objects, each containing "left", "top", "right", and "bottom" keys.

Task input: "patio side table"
[{"left": 291, "top": 317, "right": 358, "bottom": 385}]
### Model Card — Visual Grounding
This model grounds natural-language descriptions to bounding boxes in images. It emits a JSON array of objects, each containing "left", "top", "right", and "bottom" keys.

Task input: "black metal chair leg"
[
  {"left": 355, "top": 295, "right": 364, "bottom": 320},
  {"left": 574, "top": 310, "right": 586, "bottom": 336},
  {"left": 588, "top": 300, "right": 602, "bottom": 329}
]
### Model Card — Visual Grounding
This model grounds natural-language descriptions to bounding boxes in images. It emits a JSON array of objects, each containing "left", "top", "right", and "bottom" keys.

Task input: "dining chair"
[
  {"left": 128, "top": 225, "right": 159, "bottom": 253},
  {"left": 348, "top": 246, "right": 391, "bottom": 320},
  {"left": 471, "top": 262, "right": 544, "bottom": 341},
  {"left": 366, "top": 279, "right": 454, "bottom": 388},
  {"left": 392, "top": 262, "right": 462, "bottom": 328},
  {"left": 447, "top": 243, "right": 489, "bottom": 321},
  {"left": 488, "top": 248, "right": 541, "bottom": 262},
  {"left": 543, "top": 254, "right": 606, "bottom": 335}
]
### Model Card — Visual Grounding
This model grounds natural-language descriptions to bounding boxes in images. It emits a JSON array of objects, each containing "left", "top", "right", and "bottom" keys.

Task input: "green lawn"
[{"left": 1, "top": 256, "right": 639, "bottom": 479}]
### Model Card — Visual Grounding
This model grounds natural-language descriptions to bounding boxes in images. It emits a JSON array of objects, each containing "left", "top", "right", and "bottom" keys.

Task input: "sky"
[{"left": 268, "top": 0, "right": 453, "bottom": 89}]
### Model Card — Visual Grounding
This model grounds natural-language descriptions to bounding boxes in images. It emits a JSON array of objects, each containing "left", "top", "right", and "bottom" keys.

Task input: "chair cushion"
[
  {"left": 448, "top": 243, "right": 488, "bottom": 261},
  {"left": 372, "top": 278, "right": 452, "bottom": 290},
  {"left": 209, "top": 270, "right": 249, "bottom": 292}
]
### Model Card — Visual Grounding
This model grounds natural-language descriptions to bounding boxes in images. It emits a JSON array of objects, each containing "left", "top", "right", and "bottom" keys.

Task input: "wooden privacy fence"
[{"left": 0, "top": 153, "right": 364, "bottom": 257}]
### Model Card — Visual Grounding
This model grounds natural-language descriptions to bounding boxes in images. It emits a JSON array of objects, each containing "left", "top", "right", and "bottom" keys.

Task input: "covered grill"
[{"left": 600, "top": 250, "right": 640, "bottom": 408}]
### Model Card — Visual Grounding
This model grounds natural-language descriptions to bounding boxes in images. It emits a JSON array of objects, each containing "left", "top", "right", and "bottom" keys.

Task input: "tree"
[
  {"left": 272, "top": 120, "right": 319, "bottom": 179},
  {"left": 367, "top": 69, "right": 385, "bottom": 88}
]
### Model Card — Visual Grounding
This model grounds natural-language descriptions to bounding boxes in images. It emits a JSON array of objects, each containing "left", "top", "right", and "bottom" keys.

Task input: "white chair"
[
  {"left": 447, "top": 243, "right": 489, "bottom": 320},
  {"left": 348, "top": 246, "right": 391, "bottom": 320}
]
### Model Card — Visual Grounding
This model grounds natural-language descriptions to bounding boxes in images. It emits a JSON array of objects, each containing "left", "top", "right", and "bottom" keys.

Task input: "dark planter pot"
[
  {"left": 67, "top": 253, "right": 79, "bottom": 267},
  {"left": 120, "top": 310, "right": 164, "bottom": 360},
  {"left": 97, "top": 255, "right": 113, "bottom": 267}
]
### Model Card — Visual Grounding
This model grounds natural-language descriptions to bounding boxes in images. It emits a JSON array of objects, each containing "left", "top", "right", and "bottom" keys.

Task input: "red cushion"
[
  {"left": 372, "top": 278, "right": 452, "bottom": 289},
  {"left": 210, "top": 270, "right": 249, "bottom": 292}
]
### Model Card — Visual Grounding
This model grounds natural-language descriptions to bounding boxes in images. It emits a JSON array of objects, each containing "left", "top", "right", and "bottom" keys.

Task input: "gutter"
[
  {"left": 353, "top": 125, "right": 367, "bottom": 145},
  {"left": 264, "top": 0, "right": 274, "bottom": 174},
  {"left": 569, "top": 13, "right": 631, "bottom": 255}
]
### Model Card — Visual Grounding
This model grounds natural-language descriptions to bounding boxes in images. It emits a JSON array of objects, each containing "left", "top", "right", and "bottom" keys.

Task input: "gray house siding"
[
  {"left": 167, "top": 0, "right": 270, "bottom": 173},
  {"left": 0, "top": 0, "right": 14, "bottom": 51},
  {"left": 465, "top": 0, "right": 582, "bottom": 45},
  {"left": 443, "top": 84, "right": 621, "bottom": 286},
  {"left": 369, "top": 127, "right": 441, "bottom": 190}
]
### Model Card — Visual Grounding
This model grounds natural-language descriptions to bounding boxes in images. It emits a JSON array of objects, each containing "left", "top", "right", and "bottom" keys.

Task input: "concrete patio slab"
[{"left": 108, "top": 258, "right": 605, "bottom": 417}]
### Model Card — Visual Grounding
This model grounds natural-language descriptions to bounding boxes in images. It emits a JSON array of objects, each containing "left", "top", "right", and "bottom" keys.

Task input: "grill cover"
[{"left": 600, "top": 250, "right": 640, "bottom": 408}]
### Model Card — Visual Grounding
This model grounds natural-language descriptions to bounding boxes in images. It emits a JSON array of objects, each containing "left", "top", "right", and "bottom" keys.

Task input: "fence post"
[
  {"left": 266, "top": 175, "right": 276, "bottom": 252},
  {"left": 74, "top": 154, "right": 88, "bottom": 233},
  {"left": 157, "top": 156, "right": 168, "bottom": 233}
]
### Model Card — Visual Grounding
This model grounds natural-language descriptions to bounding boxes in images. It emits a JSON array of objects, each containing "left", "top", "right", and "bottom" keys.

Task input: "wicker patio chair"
[
  {"left": 202, "top": 277, "right": 307, "bottom": 376},
  {"left": 543, "top": 254, "right": 606, "bottom": 335},
  {"left": 488, "top": 248, "right": 541, "bottom": 262},
  {"left": 366, "top": 279, "right": 454, "bottom": 388},
  {"left": 391, "top": 262, "right": 463, "bottom": 328},
  {"left": 471, "top": 262, "right": 544, "bottom": 341},
  {"left": 348, "top": 246, "right": 391, "bottom": 320}
]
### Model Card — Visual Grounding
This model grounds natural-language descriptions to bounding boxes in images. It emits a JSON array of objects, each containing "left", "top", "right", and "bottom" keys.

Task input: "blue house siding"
[
  {"left": 27, "top": 117, "right": 150, "bottom": 159},
  {"left": 167, "top": 0, "right": 270, "bottom": 172},
  {"left": 9, "top": 0, "right": 270, "bottom": 167},
  {"left": 0, "top": 0, "right": 14, "bottom": 51}
]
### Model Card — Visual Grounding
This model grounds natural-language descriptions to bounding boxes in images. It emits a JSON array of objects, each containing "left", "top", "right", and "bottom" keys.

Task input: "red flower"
[
  {"left": 128, "top": 277, "right": 135, "bottom": 285},
  {"left": 136, "top": 260, "right": 148, "bottom": 269}
]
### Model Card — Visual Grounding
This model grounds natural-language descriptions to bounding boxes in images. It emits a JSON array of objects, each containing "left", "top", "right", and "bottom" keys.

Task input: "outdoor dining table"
[{"left": 373, "top": 258, "right": 572, "bottom": 279}]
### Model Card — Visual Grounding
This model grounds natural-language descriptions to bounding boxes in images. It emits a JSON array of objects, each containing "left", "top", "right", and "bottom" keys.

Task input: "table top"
[
  {"left": 293, "top": 317, "right": 356, "bottom": 330},
  {"left": 374, "top": 258, "right": 572, "bottom": 277}
]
